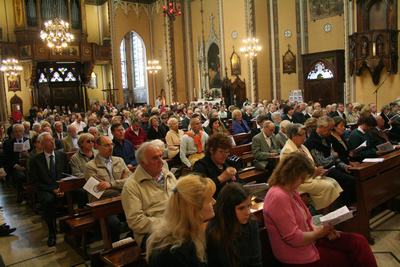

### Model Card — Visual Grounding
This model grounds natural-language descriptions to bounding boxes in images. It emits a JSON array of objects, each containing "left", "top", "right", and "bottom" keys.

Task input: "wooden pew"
[
  {"left": 231, "top": 132, "right": 251, "bottom": 145},
  {"left": 345, "top": 150, "right": 400, "bottom": 243},
  {"left": 230, "top": 143, "right": 254, "bottom": 166},
  {"left": 87, "top": 196, "right": 147, "bottom": 266}
]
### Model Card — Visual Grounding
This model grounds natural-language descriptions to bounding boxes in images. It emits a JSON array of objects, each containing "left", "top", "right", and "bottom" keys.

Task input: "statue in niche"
[
  {"left": 361, "top": 38, "right": 369, "bottom": 58},
  {"left": 376, "top": 36, "right": 384, "bottom": 56},
  {"left": 207, "top": 43, "right": 222, "bottom": 89},
  {"left": 230, "top": 48, "right": 241, "bottom": 76}
]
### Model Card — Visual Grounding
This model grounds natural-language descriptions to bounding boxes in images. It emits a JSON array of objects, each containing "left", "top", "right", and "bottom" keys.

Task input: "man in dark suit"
[
  {"left": 3, "top": 124, "right": 29, "bottom": 203},
  {"left": 29, "top": 132, "right": 70, "bottom": 246},
  {"left": 330, "top": 103, "right": 347, "bottom": 123},
  {"left": 180, "top": 109, "right": 193, "bottom": 130}
]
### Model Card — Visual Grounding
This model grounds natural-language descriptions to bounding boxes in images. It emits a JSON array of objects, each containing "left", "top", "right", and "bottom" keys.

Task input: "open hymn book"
[{"left": 319, "top": 206, "right": 354, "bottom": 226}]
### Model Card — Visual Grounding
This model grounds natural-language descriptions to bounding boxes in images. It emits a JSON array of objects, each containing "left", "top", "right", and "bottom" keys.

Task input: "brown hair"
[
  {"left": 205, "top": 133, "right": 232, "bottom": 156},
  {"left": 268, "top": 152, "right": 314, "bottom": 187}
]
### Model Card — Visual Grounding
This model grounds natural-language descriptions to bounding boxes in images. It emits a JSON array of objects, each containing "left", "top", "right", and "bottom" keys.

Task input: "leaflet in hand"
[
  {"left": 319, "top": 206, "right": 354, "bottom": 226},
  {"left": 376, "top": 141, "right": 395, "bottom": 153},
  {"left": 13, "top": 140, "right": 30, "bottom": 152},
  {"left": 362, "top": 158, "right": 384, "bottom": 163},
  {"left": 353, "top": 141, "right": 367, "bottom": 153},
  {"left": 83, "top": 177, "right": 105, "bottom": 199}
]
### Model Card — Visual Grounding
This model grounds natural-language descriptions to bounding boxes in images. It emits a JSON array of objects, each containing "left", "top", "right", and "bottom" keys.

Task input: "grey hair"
[
  {"left": 317, "top": 116, "right": 334, "bottom": 128},
  {"left": 136, "top": 140, "right": 165, "bottom": 164},
  {"left": 262, "top": 120, "right": 275, "bottom": 128},
  {"left": 67, "top": 124, "right": 77, "bottom": 132},
  {"left": 279, "top": 120, "right": 291, "bottom": 131},
  {"left": 167, "top": 117, "right": 178, "bottom": 127},
  {"left": 22, "top": 121, "right": 31, "bottom": 127},
  {"left": 286, "top": 123, "right": 306, "bottom": 139},
  {"left": 271, "top": 111, "right": 281, "bottom": 120},
  {"left": 32, "top": 122, "right": 41, "bottom": 131},
  {"left": 12, "top": 124, "right": 24, "bottom": 132},
  {"left": 38, "top": 131, "right": 52, "bottom": 144}
]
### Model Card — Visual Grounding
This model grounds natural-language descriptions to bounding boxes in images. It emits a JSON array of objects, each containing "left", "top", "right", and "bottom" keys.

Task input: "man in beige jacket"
[{"left": 121, "top": 140, "right": 177, "bottom": 249}]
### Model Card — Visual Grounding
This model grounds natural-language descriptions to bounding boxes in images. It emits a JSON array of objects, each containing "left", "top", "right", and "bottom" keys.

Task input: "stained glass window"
[
  {"left": 120, "top": 40, "right": 128, "bottom": 90},
  {"left": 38, "top": 72, "right": 48, "bottom": 83},
  {"left": 307, "top": 62, "right": 334, "bottom": 80}
]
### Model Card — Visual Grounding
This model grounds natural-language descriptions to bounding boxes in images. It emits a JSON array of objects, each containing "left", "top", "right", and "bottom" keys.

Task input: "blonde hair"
[
  {"left": 231, "top": 109, "right": 242, "bottom": 120},
  {"left": 78, "top": 133, "right": 95, "bottom": 147},
  {"left": 146, "top": 174, "right": 216, "bottom": 263}
]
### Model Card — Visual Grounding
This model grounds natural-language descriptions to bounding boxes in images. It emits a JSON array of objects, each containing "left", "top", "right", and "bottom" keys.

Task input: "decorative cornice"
[{"left": 112, "top": 0, "right": 163, "bottom": 16}]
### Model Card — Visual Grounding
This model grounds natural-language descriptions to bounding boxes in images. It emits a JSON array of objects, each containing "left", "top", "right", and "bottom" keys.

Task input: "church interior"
[{"left": 0, "top": 0, "right": 400, "bottom": 266}]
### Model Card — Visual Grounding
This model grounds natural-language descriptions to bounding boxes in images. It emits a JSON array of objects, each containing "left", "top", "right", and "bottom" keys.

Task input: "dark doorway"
[
  {"left": 302, "top": 50, "right": 344, "bottom": 106},
  {"left": 34, "top": 62, "right": 84, "bottom": 110}
]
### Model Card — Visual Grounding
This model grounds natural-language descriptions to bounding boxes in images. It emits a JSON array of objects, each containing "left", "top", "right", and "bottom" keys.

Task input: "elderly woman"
[
  {"left": 70, "top": 133, "right": 96, "bottom": 179},
  {"left": 147, "top": 115, "right": 166, "bottom": 140},
  {"left": 280, "top": 124, "right": 342, "bottom": 211},
  {"left": 193, "top": 133, "right": 238, "bottom": 197},
  {"left": 165, "top": 117, "right": 184, "bottom": 159},
  {"left": 264, "top": 152, "right": 377, "bottom": 267},
  {"left": 231, "top": 109, "right": 250, "bottom": 134}
]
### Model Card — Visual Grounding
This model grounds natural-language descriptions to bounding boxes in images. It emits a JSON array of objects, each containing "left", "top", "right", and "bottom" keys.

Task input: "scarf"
[{"left": 185, "top": 130, "right": 203, "bottom": 153}]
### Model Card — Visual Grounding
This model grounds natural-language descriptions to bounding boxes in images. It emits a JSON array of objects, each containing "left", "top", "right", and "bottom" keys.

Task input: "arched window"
[
  {"left": 307, "top": 61, "right": 334, "bottom": 80},
  {"left": 120, "top": 31, "right": 148, "bottom": 103}
]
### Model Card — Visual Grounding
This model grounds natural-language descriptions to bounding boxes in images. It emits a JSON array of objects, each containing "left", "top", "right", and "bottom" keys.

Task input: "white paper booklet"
[
  {"left": 83, "top": 177, "right": 105, "bottom": 199},
  {"left": 376, "top": 141, "right": 395, "bottom": 153},
  {"left": 362, "top": 158, "right": 385, "bottom": 163},
  {"left": 353, "top": 141, "right": 367, "bottom": 153},
  {"left": 13, "top": 140, "right": 30, "bottom": 152},
  {"left": 319, "top": 206, "right": 354, "bottom": 226}
]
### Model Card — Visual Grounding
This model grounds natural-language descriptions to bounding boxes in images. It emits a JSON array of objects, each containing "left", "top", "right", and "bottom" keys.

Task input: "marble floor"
[{"left": 0, "top": 183, "right": 399, "bottom": 267}]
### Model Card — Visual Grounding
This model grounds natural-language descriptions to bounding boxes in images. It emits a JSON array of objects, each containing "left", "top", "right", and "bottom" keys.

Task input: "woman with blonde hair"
[{"left": 147, "top": 174, "right": 216, "bottom": 267}]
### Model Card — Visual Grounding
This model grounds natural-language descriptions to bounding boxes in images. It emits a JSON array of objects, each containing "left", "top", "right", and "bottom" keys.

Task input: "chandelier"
[
  {"left": 239, "top": 37, "right": 262, "bottom": 59},
  {"left": 40, "top": 18, "right": 74, "bottom": 50},
  {"left": 147, "top": 60, "right": 162, "bottom": 74},
  {"left": 163, "top": 1, "right": 182, "bottom": 20},
  {"left": 0, "top": 58, "right": 23, "bottom": 78}
]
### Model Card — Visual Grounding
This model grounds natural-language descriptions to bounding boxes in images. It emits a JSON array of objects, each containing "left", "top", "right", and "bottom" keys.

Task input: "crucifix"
[{"left": 102, "top": 82, "right": 118, "bottom": 105}]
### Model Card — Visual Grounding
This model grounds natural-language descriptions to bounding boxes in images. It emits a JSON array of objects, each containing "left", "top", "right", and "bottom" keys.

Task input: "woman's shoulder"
[
  {"left": 149, "top": 242, "right": 204, "bottom": 267},
  {"left": 265, "top": 186, "right": 291, "bottom": 203}
]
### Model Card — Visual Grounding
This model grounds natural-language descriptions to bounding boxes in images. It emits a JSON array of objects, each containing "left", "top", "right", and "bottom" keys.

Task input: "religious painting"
[
  {"left": 207, "top": 43, "right": 222, "bottom": 89},
  {"left": 310, "top": 0, "right": 343, "bottom": 21},
  {"left": 20, "top": 45, "right": 32, "bottom": 58},
  {"left": 88, "top": 72, "right": 97, "bottom": 89},
  {"left": 7, "top": 76, "right": 21, "bottom": 92},
  {"left": 282, "top": 46, "right": 296, "bottom": 74},
  {"left": 230, "top": 49, "right": 241, "bottom": 76},
  {"left": 14, "top": 0, "right": 25, "bottom": 27},
  {"left": 51, "top": 45, "right": 80, "bottom": 57}
]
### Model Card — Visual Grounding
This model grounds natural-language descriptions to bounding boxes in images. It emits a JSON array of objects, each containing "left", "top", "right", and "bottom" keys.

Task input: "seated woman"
[
  {"left": 281, "top": 124, "right": 342, "bottom": 211},
  {"left": 146, "top": 174, "right": 216, "bottom": 267},
  {"left": 165, "top": 117, "right": 184, "bottom": 159},
  {"left": 193, "top": 133, "right": 238, "bottom": 197},
  {"left": 147, "top": 115, "right": 167, "bottom": 140},
  {"left": 329, "top": 116, "right": 351, "bottom": 164},
  {"left": 70, "top": 133, "right": 96, "bottom": 179},
  {"left": 232, "top": 109, "right": 251, "bottom": 135},
  {"left": 205, "top": 117, "right": 228, "bottom": 136},
  {"left": 207, "top": 183, "right": 262, "bottom": 267},
  {"left": 264, "top": 152, "right": 377, "bottom": 267}
]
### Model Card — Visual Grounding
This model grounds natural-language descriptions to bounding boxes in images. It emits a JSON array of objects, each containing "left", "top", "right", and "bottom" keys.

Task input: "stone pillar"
[{"left": 182, "top": 0, "right": 194, "bottom": 102}]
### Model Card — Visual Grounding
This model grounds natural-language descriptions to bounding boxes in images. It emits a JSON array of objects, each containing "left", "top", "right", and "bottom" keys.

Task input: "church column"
[
  {"left": 245, "top": 0, "right": 257, "bottom": 103},
  {"left": 182, "top": 0, "right": 194, "bottom": 102},
  {"left": 268, "top": 0, "right": 279, "bottom": 100},
  {"left": 344, "top": 0, "right": 355, "bottom": 103},
  {"left": 217, "top": 0, "right": 226, "bottom": 78}
]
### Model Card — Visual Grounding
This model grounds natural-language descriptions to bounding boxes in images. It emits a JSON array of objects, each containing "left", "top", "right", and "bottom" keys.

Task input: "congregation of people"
[{"left": 2, "top": 98, "right": 399, "bottom": 266}]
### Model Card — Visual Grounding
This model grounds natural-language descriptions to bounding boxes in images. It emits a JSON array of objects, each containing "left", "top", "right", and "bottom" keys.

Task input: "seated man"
[
  {"left": 53, "top": 121, "right": 65, "bottom": 150},
  {"left": 304, "top": 116, "right": 356, "bottom": 205},
  {"left": 348, "top": 116, "right": 380, "bottom": 161},
  {"left": 63, "top": 125, "right": 79, "bottom": 152},
  {"left": 111, "top": 123, "right": 137, "bottom": 171},
  {"left": 252, "top": 120, "right": 280, "bottom": 173},
  {"left": 3, "top": 123, "right": 29, "bottom": 203},
  {"left": 180, "top": 117, "right": 209, "bottom": 168},
  {"left": 368, "top": 115, "right": 399, "bottom": 148},
  {"left": 84, "top": 136, "right": 131, "bottom": 242},
  {"left": 121, "top": 140, "right": 177, "bottom": 249},
  {"left": 275, "top": 120, "right": 290, "bottom": 149},
  {"left": 124, "top": 118, "right": 147, "bottom": 150},
  {"left": 29, "top": 132, "right": 70, "bottom": 246}
]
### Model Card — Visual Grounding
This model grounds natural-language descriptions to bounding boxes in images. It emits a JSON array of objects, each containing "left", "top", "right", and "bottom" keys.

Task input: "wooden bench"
[
  {"left": 230, "top": 143, "right": 254, "bottom": 166},
  {"left": 231, "top": 132, "right": 252, "bottom": 145},
  {"left": 239, "top": 167, "right": 267, "bottom": 183},
  {"left": 344, "top": 150, "right": 400, "bottom": 243},
  {"left": 59, "top": 177, "right": 96, "bottom": 256},
  {"left": 87, "top": 196, "right": 146, "bottom": 266}
]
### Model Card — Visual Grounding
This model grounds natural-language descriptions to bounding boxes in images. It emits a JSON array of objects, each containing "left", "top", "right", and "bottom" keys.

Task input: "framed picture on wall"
[{"left": 8, "top": 76, "right": 21, "bottom": 92}]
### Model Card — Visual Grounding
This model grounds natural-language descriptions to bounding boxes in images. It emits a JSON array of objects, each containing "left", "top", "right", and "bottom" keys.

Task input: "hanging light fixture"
[
  {"left": 162, "top": 1, "right": 182, "bottom": 20},
  {"left": 0, "top": 58, "right": 23, "bottom": 78},
  {"left": 40, "top": 18, "right": 74, "bottom": 50},
  {"left": 239, "top": 37, "right": 262, "bottom": 59},
  {"left": 147, "top": 60, "right": 162, "bottom": 74}
]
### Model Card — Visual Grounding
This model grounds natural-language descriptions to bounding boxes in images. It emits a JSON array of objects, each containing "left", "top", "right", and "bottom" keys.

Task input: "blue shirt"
[{"left": 112, "top": 139, "right": 137, "bottom": 166}]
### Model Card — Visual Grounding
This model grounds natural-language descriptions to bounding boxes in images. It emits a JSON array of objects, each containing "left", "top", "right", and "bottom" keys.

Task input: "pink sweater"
[{"left": 263, "top": 186, "right": 320, "bottom": 264}]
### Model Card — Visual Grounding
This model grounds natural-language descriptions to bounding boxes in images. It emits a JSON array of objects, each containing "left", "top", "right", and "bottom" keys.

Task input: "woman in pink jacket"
[{"left": 263, "top": 152, "right": 377, "bottom": 267}]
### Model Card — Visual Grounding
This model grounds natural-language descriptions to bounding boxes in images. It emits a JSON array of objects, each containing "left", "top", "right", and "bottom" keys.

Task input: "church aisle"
[{"left": 0, "top": 184, "right": 86, "bottom": 267}]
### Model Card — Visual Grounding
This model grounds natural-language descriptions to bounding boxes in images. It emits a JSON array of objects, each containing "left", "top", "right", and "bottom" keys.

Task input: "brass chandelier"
[
  {"left": 0, "top": 58, "right": 23, "bottom": 78},
  {"left": 40, "top": 18, "right": 74, "bottom": 50}
]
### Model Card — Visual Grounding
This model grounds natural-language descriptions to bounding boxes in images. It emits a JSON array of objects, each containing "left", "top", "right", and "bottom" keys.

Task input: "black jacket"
[{"left": 29, "top": 151, "right": 70, "bottom": 192}]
